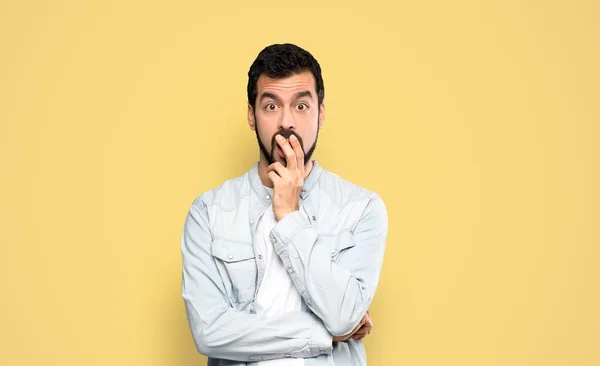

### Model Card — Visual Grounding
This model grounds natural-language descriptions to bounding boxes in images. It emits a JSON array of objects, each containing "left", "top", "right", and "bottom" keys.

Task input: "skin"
[
  {"left": 247, "top": 70, "right": 372, "bottom": 343},
  {"left": 335, "top": 311, "right": 373, "bottom": 342},
  {"left": 248, "top": 70, "right": 324, "bottom": 199}
]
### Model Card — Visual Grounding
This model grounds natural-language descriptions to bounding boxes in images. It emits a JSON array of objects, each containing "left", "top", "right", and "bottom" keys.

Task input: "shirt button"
[
  {"left": 285, "top": 354, "right": 291, "bottom": 358},
  {"left": 250, "top": 219, "right": 255, "bottom": 224},
  {"left": 312, "top": 215, "right": 316, "bottom": 221},
  {"left": 227, "top": 254, "right": 233, "bottom": 260},
  {"left": 270, "top": 236, "right": 276, "bottom": 243},
  {"left": 288, "top": 268, "right": 294, "bottom": 274},
  {"left": 266, "top": 195, "right": 270, "bottom": 200},
  {"left": 258, "top": 254, "right": 263, "bottom": 260},
  {"left": 320, "top": 350, "right": 326, "bottom": 354}
]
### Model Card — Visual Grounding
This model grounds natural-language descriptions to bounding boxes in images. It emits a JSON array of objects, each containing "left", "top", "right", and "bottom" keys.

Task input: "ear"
[
  {"left": 248, "top": 103, "right": 256, "bottom": 131},
  {"left": 318, "top": 102, "right": 325, "bottom": 129}
]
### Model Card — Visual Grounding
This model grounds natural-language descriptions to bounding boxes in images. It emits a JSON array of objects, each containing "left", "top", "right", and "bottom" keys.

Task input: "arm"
[
  {"left": 181, "top": 200, "right": 333, "bottom": 362},
  {"left": 270, "top": 194, "right": 388, "bottom": 336}
]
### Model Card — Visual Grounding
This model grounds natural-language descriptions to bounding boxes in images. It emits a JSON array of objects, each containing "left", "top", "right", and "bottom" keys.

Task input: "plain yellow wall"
[{"left": 1, "top": 1, "right": 599, "bottom": 365}]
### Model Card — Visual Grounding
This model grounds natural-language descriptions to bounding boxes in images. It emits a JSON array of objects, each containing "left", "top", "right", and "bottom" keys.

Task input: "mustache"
[{"left": 270, "top": 130, "right": 305, "bottom": 152}]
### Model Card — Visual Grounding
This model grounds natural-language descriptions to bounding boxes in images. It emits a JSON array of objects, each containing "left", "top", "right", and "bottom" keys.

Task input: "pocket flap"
[
  {"left": 211, "top": 238, "right": 256, "bottom": 262},
  {"left": 321, "top": 231, "right": 356, "bottom": 258},
  {"left": 335, "top": 230, "right": 356, "bottom": 251}
]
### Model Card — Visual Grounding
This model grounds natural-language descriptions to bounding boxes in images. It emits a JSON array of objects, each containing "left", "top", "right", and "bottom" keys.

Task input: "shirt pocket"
[{"left": 211, "top": 238, "right": 257, "bottom": 304}]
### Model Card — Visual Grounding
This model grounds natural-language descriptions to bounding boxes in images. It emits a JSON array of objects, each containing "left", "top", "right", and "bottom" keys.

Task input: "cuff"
[
  {"left": 272, "top": 210, "right": 311, "bottom": 247},
  {"left": 287, "top": 312, "right": 333, "bottom": 359},
  {"left": 310, "top": 312, "right": 333, "bottom": 355}
]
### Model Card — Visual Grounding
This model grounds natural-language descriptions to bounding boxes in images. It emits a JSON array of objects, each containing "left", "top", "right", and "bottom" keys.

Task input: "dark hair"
[{"left": 247, "top": 43, "right": 324, "bottom": 108}]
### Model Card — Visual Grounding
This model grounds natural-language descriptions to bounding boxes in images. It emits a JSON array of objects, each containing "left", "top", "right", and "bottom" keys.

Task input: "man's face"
[{"left": 248, "top": 70, "right": 324, "bottom": 167}]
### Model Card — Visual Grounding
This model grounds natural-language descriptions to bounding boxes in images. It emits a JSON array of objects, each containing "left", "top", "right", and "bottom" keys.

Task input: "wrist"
[{"left": 275, "top": 207, "right": 299, "bottom": 221}]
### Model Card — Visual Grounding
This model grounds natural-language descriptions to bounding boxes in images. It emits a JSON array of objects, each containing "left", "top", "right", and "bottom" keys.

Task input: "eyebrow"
[
  {"left": 259, "top": 90, "right": 314, "bottom": 103},
  {"left": 259, "top": 92, "right": 281, "bottom": 103},
  {"left": 295, "top": 91, "right": 313, "bottom": 100}
]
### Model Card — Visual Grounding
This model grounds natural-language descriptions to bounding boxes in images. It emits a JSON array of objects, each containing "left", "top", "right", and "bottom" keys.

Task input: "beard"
[{"left": 254, "top": 114, "right": 318, "bottom": 167}]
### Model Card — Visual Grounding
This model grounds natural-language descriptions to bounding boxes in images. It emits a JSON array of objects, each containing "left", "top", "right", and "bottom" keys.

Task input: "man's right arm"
[{"left": 181, "top": 200, "right": 333, "bottom": 362}]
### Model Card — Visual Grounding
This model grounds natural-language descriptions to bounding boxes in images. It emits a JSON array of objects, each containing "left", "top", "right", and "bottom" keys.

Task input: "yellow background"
[{"left": 1, "top": 1, "right": 599, "bottom": 365}]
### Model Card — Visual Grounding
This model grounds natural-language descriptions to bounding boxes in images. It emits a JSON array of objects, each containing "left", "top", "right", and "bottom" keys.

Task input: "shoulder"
[
  {"left": 190, "top": 168, "right": 252, "bottom": 211},
  {"left": 318, "top": 168, "right": 385, "bottom": 208}
]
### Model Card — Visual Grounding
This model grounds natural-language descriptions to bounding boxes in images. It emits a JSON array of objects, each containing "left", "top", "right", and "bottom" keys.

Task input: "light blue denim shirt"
[{"left": 181, "top": 161, "right": 388, "bottom": 365}]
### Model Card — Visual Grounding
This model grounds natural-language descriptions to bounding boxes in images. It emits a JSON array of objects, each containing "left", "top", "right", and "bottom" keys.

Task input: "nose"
[{"left": 278, "top": 106, "right": 295, "bottom": 130}]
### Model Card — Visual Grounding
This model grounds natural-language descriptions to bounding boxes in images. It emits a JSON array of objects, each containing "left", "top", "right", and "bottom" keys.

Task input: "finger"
[
  {"left": 353, "top": 328, "right": 369, "bottom": 337},
  {"left": 358, "top": 327, "right": 371, "bottom": 336},
  {"left": 267, "top": 171, "right": 280, "bottom": 185},
  {"left": 359, "top": 311, "right": 372, "bottom": 328},
  {"left": 348, "top": 315, "right": 367, "bottom": 335},
  {"left": 275, "top": 134, "right": 297, "bottom": 170},
  {"left": 353, "top": 319, "right": 365, "bottom": 333},
  {"left": 353, "top": 333, "right": 367, "bottom": 341},
  {"left": 350, "top": 323, "right": 369, "bottom": 337},
  {"left": 365, "top": 313, "right": 373, "bottom": 327},
  {"left": 268, "top": 162, "right": 289, "bottom": 179},
  {"left": 289, "top": 134, "right": 304, "bottom": 170},
  {"left": 360, "top": 314, "right": 369, "bottom": 326}
]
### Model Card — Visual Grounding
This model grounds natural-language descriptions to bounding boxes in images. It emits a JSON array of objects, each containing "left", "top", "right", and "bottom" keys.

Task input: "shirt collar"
[{"left": 249, "top": 160, "right": 323, "bottom": 204}]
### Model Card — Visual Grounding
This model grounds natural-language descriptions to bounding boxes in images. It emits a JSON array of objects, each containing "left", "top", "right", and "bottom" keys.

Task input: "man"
[{"left": 181, "top": 43, "right": 388, "bottom": 365}]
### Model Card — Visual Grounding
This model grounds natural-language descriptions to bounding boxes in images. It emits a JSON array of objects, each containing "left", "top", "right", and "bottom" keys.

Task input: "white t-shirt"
[{"left": 255, "top": 186, "right": 304, "bottom": 366}]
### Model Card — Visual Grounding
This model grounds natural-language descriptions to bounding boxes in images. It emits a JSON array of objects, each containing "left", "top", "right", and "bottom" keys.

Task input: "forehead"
[{"left": 256, "top": 70, "right": 317, "bottom": 99}]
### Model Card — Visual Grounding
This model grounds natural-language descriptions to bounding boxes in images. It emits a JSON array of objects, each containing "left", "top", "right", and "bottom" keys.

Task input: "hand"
[
  {"left": 267, "top": 134, "right": 305, "bottom": 221},
  {"left": 332, "top": 311, "right": 373, "bottom": 342},
  {"left": 351, "top": 311, "right": 373, "bottom": 341}
]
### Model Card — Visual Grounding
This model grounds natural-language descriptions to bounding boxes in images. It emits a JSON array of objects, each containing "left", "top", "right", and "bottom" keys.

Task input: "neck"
[{"left": 258, "top": 155, "right": 314, "bottom": 188}]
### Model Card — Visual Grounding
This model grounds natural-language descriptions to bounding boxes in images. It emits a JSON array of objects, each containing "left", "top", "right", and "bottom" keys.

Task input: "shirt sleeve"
[
  {"left": 181, "top": 199, "right": 333, "bottom": 362},
  {"left": 270, "top": 194, "right": 388, "bottom": 336}
]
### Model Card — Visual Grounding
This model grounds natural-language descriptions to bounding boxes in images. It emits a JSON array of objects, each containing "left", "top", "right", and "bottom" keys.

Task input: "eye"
[
  {"left": 265, "top": 103, "right": 277, "bottom": 111},
  {"left": 297, "top": 103, "right": 309, "bottom": 111}
]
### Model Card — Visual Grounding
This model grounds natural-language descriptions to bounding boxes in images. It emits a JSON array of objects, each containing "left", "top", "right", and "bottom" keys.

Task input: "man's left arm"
[{"left": 270, "top": 194, "right": 388, "bottom": 337}]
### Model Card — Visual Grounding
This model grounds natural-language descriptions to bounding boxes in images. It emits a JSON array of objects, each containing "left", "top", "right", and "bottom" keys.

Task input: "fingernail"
[
  {"left": 276, "top": 135, "right": 283, "bottom": 141},
  {"left": 290, "top": 135, "right": 297, "bottom": 141}
]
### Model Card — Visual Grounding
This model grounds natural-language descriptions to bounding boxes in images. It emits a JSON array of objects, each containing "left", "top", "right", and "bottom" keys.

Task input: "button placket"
[{"left": 250, "top": 197, "right": 271, "bottom": 300}]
